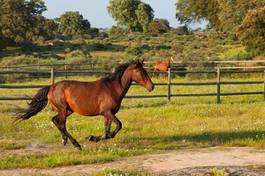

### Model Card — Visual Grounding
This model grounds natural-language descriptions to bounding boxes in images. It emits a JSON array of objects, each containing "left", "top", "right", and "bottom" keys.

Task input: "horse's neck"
[
  {"left": 167, "top": 59, "right": 171, "bottom": 66},
  {"left": 120, "top": 70, "right": 132, "bottom": 98}
]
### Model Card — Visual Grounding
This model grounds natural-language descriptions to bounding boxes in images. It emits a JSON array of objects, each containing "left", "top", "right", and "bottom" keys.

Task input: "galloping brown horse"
[
  {"left": 16, "top": 61, "right": 154, "bottom": 150},
  {"left": 154, "top": 57, "right": 174, "bottom": 72}
]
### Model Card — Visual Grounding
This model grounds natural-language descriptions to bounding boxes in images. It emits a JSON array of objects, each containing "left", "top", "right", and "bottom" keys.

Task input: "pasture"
[
  {"left": 1, "top": 73, "right": 265, "bottom": 173},
  {"left": 1, "top": 0, "right": 264, "bottom": 174}
]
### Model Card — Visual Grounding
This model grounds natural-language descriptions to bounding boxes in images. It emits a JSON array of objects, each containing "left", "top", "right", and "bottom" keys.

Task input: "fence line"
[
  {"left": 1, "top": 68, "right": 265, "bottom": 103},
  {"left": 2, "top": 60, "right": 265, "bottom": 71}
]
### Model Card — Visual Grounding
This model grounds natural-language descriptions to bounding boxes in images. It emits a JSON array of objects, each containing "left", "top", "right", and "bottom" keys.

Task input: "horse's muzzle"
[{"left": 147, "top": 83, "right": 154, "bottom": 92}]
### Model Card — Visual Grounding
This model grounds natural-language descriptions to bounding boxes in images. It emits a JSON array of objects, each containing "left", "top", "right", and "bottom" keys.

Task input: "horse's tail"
[{"left": 14, "top": 86, "right": 50, "bottom": 124}]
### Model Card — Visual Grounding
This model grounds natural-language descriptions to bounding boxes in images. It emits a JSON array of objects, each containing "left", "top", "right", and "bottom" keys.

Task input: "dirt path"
[{"left": 1, "top": 147, "right": 265, "bottom": 176}]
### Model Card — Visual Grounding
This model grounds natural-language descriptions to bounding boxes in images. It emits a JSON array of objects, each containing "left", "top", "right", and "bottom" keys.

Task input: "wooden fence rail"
[
  {"left": 1, "top": 60, "right": 265, "bottom": 69},
  {"left": 1, "top": 68, "right": 265, "bottom": 103}
]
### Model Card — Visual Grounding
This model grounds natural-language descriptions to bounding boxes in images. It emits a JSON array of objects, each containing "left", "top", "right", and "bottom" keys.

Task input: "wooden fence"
[
  {"left": 1, "top": 60, "right": 265, "bottom": 71},
  {"left": 1, "top": 67, "right": 265, "bottom": 103}
]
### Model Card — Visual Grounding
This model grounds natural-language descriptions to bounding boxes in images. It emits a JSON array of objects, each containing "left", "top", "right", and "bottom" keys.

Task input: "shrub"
[
  {"left": 147, "top": 18, "right": 170, "bottom": 34},
  {"left": 108, "top": 26, "right": 129, "bottom": 37},
  {"left": 66, "top": 49, "right": 91, "bottom": 59},
  {"left": 174, "top": 26, "right": 189, "bottom": 35},
  {"left": 126, "top": 46, "right": 143, "bottom": 56},
  {"left": 154, "top": 44, "right": 171, "bottom": 50},
  {"left": 20, "top": 41, "right": 37, "bottom": 53},
  {"left": 90, "top": 42, "right": 106, "bottom": 51},
  {"left": 89, "top": 27, "right": 99, "bottom": 36}
]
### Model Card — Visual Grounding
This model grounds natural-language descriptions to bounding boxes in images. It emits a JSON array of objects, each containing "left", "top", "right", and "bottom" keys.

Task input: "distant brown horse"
[
  {"left": 15, "top": 61, "right": 154, "bottom": 150},
  {"left": 154, "top": 57, "right": 174, "bottom": 72}
]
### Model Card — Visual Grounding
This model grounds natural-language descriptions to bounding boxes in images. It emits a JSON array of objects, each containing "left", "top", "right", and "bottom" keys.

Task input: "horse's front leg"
[
  {"left": 87, "top": 111, "right": 122, "bottom": 142},
  {"left": 105, "top": 111, "right": 122, "bottom": 138},
  {"left": 110, "top": 114, "right": 122, "bottom": 138},
  {"left": 87, "top": 115, "right": 112, "bottom": 142}
]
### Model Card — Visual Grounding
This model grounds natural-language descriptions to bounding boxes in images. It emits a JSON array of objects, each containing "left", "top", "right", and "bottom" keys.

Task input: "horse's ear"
[{"left": 135, "top": 59, "right": 144, "bottom": 67}]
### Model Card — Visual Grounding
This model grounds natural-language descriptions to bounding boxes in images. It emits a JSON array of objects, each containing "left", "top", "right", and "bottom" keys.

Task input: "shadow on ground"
[{"left": 131, "top": 130, "right": 265, "bottom": 147}]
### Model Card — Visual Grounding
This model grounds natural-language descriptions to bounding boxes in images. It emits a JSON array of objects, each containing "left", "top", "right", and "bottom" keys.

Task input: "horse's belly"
[
  {"left": 68, "top": 101, "right": 99, "bottom": 116},
  {"left": 64, "top": 84, "right": 120, "bottom": 116}
]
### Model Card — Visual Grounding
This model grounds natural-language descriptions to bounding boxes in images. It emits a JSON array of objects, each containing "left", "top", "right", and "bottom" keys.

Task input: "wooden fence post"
[
  {"left": 263, "top": 70, "right": 265, "bottom": 101},
  {"left": 37, "top": 60, "right": 40, "bottom": 78},
  {"left": 37, "top": 60, "right": 40, "bottom": 71},
  {"left": 167, "top": 68, "right": 171, "bottom": 101},
  {"left": 51, "top": 68, "right": 55, "bottom": 84},
  {"left": 216, "top": 67, "right": 221, "bottom": 104},
  {"left": 64, "top": 64, "right": 67, "bottom": 79}
]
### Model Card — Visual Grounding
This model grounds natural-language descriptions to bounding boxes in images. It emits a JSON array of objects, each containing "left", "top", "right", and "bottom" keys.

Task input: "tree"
[
  {"left": 58, "top": 11, "right": 90, "bottom": 38},
  {"left": 217, "top": 0, "right": 265, "bottom": 31},
  {"left": 33, "top": 16, "right": 58, "bottom": 40},
  {"left": 175, "top": 0, "right": 265, "bottom": 56},
  {"left": 237, "top": 7, "right": 265, "bottom": 55},
  {"left": 135, "top": 3, "right": 154, "bottom": 32},
  {"left": 0, "top": 0, "right": 46, "bottom": 43},
  {"left": 26, "top": 0, "right": 47, "bottom": 16},
  {"left": 176, "top": 0, "right": 220, "bottom": 28},
  {"left": 175, "top": 0, "right": 265, "bottom": 32},
  {"left": 107, "top": 0, "right": 154, "bottom": 32},
  {"left": 147, "top": 19, "right": 170, "bottom": 34}
]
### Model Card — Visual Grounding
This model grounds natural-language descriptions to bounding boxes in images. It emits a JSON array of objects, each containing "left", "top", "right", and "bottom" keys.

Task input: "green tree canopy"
[
  {"left": 176, "top": 0, "right": 265, "bottom": 31},
  {"left": 175, "top": 0, "right": 265, "bottom": 54},
  {"left": 217, "top": 0, "right": 265, "bottom": 31},
  {"left": 107, "top": 0, "right": 154, "bottom": 31},
  {"left": 33, "top": 16, "right": 58, "bottom": 40},
  {"left": 58, "top": 11, "right": 91, "bottom": 38},
  {"left": 176, "top": 0, "right": 220, "bottom": 28},
  {"left": 135, "top": 3, "right": 154, "bottom": 32},
  {"left": 237, "top": 7, "right": 265, "bottom": 55},
  {"left": 0, "top": 0, "right": 47, "bottom": 43}
]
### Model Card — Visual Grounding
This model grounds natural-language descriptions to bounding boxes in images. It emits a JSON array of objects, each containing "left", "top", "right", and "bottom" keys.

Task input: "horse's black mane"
[{"left": 103, "top": 60, "right": 140, "bottom": 81}]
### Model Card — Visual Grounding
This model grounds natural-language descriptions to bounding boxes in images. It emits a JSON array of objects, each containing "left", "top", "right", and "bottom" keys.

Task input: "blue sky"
[{"left": 43, "top": 0, "right": 205, "bottom": 29}]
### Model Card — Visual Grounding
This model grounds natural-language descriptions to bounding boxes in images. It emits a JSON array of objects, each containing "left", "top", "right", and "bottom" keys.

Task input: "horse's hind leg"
[
  {"left": 52, "top": 115, "right": 68, "bottom": 145},
  {"left": 52, "top": 111, "right": 82, "bottom": 150}
]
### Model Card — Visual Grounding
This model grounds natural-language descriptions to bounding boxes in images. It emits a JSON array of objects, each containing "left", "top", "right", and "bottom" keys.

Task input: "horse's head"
[{"left": 130, "top": 60, "right": 154, "bottom": 92}]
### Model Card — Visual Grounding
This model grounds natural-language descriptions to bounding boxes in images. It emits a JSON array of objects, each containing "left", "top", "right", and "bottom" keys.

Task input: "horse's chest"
[{"left": 99, "top": 95, "right": 122, "bottom": 114}]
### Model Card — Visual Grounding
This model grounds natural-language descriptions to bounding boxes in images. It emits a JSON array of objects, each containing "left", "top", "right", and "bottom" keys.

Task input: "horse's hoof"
[
  {"left": 109, "top": 132, "right": 116, "bottom": 138},
  {"left": 74, "top": 143, "right": 82, "bottom": 150},
  {"left": 86, "top": 135, "right": 93, "bottom": 141},
  {"left": 62, "top": 139, "right": 67, "bottom": 146},
  {"left": 76, "top": 145, "right": 82, "bottom": 151},
  {"left": 87, "top": 135, "right": 101, "bottom": 142}
]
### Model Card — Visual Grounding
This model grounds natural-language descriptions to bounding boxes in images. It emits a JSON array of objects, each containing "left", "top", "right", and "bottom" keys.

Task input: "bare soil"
[{"left": 1, "top": 147, "right": 265, "bottom": 176}]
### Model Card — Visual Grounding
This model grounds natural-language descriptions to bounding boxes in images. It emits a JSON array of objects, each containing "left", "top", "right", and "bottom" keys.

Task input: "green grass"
[{"left": 0, "top": 75, "right": 265, "bottom": 169}]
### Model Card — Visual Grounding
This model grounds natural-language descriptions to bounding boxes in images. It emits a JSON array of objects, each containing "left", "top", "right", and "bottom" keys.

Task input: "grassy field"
[{"left": 0, "top": 74, "right": 265, "bottom": 170}]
